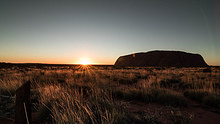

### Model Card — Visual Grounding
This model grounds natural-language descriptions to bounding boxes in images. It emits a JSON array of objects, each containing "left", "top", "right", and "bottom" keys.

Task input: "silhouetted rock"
[{"left": 115, "top": 51, "right": 208, "bottom": 67}]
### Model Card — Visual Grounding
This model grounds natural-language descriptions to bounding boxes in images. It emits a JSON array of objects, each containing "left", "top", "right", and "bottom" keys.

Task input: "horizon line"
[{"left": 1, "top": 62, "right": 220, "bottom": 67}]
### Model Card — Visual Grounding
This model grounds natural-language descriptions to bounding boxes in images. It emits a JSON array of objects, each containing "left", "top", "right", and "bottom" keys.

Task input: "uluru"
[{"left": 114, "top": 50, "right": 208, "bottom": 67}]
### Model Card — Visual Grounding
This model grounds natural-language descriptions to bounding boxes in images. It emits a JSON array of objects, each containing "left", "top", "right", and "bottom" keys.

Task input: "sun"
[{"left": 80, "top": 58, "right": 91, "bottom": 65}]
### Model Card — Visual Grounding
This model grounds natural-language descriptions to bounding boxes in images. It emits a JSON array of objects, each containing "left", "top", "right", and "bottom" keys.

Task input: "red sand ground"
[{"left": 126, "top": 99, "right": 220, "bottom": 124}]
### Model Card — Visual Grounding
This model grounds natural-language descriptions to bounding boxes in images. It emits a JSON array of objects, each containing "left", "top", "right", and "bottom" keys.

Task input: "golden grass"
[{"left": 0, "top": 66, "right": 220, "bottom": 123}]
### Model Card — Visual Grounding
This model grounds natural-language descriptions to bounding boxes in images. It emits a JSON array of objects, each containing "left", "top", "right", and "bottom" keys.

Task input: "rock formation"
[{"left": 114, "top": 51, "right": 208, "bottom": 67}]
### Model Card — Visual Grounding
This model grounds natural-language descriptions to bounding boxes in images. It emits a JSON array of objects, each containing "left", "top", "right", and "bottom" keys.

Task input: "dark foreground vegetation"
[{"left": 0, "top": 64, "right": 220, "bottom": 123}]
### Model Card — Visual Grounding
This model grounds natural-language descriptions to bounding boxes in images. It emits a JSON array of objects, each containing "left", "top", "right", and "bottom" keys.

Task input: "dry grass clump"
[
  {"left": 0, "top": 70, "right": 24, "bottom": 96},
  {"left": 184, "top": 90, "right": 220, "bottom": 108},
  {"left": 113, "top": 88, "right": 187, "bottom": 107},
  {"left": 0, "top": 79, "right": 22, "bottom": 96},
  {"left": 37, "top": 84, "right": 135, "bottom": 123}
]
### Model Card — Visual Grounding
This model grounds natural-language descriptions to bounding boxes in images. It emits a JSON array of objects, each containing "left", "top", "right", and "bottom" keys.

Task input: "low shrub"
[{"left": 160, "top": 79, "right": 181, "bottom": 88}]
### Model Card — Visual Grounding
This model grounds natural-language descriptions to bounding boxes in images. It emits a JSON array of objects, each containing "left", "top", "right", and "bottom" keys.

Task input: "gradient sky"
[{"left": 0, "top": 0, "right": 219, "bottom": 65}]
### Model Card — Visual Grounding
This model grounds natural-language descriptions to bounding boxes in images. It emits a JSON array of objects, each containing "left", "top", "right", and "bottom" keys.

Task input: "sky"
[{"left": 0, "top": 0, "right": 219, "bottom": 65}]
